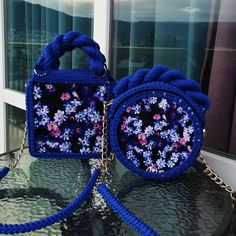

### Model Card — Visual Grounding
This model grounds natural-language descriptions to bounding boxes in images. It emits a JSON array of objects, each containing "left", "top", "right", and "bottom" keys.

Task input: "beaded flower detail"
[
  {"left": 118, "top": 96, "right": 195, "bottom": 173},
  {"left": 32, "top": 83, "right": 106, "bottom": 154}
]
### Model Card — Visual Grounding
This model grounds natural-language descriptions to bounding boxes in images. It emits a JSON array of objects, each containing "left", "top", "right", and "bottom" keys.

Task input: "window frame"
[{"left": 0, "top": 0, "right": 235, "bottom": 188}]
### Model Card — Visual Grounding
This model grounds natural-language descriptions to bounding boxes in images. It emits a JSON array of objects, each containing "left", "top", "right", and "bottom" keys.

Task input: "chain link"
[
  {"left": 200, "top": 153, "right": 236, "bottom": 208},
  {"left": 9, "top": 122, "right": 27, "bottom": 170},
  {"left": 97, "top": 100, "right": 114, "bottom": 183}
]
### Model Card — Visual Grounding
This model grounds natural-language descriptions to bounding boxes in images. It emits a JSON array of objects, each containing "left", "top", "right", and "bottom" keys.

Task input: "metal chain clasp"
[
  {"left": 97, "top": 99, "right": 114, "bottom": 183},
  {"left": 9, "top": 122, "right": 27, "bottom": 170}
]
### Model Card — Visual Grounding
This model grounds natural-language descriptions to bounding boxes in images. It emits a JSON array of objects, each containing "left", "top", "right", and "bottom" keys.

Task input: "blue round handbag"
[{"left": 109, "top": 65, "right": 210, "bottom": 179}]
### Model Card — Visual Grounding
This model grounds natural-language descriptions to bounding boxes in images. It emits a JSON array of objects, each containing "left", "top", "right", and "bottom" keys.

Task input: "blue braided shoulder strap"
[
  {"left": 97, "top": 182, "right": 160, "bottom": 236},
  {"left": 34, "top": 31, "right": 106, "bottom": 77},
  {"left": 0, "top": 166, "right": 100, "bottom": 234}
]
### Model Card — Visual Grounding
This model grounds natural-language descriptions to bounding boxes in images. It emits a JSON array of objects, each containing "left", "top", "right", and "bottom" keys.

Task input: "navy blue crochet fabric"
[
  {"left": 32, "top": 82, "right": 105, "bottom": 154},
  {"left": 118, "top": 94, "right": 195, "bottom": 174}
]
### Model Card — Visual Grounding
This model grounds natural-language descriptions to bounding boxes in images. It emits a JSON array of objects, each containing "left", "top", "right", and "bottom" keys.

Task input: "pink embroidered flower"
[
  {"left": 179, "top": 138, "right": 186, "bottom": 145},
  {"left": 121, "top": 123, "right": 127, "bottom": 130},
  {"left": 138, "top": 133, "right": 147, "bottom": 145},
  {"left": 51, "top": 128, "right": 61, "bottom": 138},
  {"left": 61, "top": 92, "right": 70, "bottom": 101},
  {"left": 126, "top": 107, "right": 132, "bottom": 113},
  {"left": 153, "top": 114, "right": 161, "bottom": 120},
  {"left": 47, "top": 121, "right": 58, "bottom": 131},
  {"left": 93, "top": 123, "right": 101, "bottom": 130}
]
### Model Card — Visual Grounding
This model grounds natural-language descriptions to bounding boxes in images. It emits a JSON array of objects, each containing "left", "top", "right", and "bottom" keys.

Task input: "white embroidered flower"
[
  {"left": 156, "top": 158, "right": 166, "bottom": 169},
  {"left": 36, "top": 105, "right": 49, "bottom": 116},
  {"left": 33, "top": 86, "right": 42, "bottom": 100},
  {"left": 133, "top": 119, "right": 143, "bottom": 128},
  {"left": 158, "top": 98, "right": 168, "bottom": 110},
  {"left": 167, "top": 160, "right": 175, "bottom": 168},
  {"left": 132, "top": 104, "right": 141, "bottom": 114},
  {"left": 148, "top": 97, "right": 157, "bottom": 104},
  {"left": 170, "top": 133, "right": 179, "bottom": 142},
  {"left": 144, "top": 126, "right": 154, "bottom": 137},
  {"left": 96, "top": 85, "right": 106, "bottom": 97},
  {"left": 65, "top": 104, "right": 76, "bottom": 115},
  {"left": 54, "top": 110, "right": 67, "bottom": 126},
  {"left": 88, "top": 111, "right": 101, "bottom": 123}
]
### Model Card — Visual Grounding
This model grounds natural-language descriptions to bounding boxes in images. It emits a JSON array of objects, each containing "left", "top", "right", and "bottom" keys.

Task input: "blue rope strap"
[
  {"left": 0, "top": 167, "right": 100, "bottom": 234},
  {"left": 0, "top": 166, "right": 9, "bottom": 180},
  {"left": 34, "top": 31, "right": 106, "bottom": 77},
  {"left": 97, "top": 183, "right": 160, "bottom": 236},
  {"left": 113, "top": 65, "right": 210, "bottom": 111}
]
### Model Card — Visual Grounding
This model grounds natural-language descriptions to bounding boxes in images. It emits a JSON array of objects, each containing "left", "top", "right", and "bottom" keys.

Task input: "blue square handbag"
[{"left": 26, "top": 31, "right": 114, "bottom": 159}]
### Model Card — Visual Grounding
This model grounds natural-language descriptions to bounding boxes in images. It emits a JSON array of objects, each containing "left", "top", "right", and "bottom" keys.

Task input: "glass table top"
[{"left": 0, "top": 149, "right": 233, "bottom": 236}]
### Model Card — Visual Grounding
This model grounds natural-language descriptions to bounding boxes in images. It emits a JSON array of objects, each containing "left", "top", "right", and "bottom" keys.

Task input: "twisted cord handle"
[
  {"left": 34, "top": 31, "right": 106, "bottom": 77},
  {"left": 113, "top": 65, "right": 210, "bottom": 110},
  {"left": 0, "top": 166, "right": 100, "bottom": 234},
  {"left": 97, "top": 183, "right": 160, "bottom": 236}
]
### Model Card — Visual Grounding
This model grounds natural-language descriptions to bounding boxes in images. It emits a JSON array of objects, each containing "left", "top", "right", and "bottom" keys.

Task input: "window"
[{"left": 111, "top": 0, "right": 236, "bottom": 157}]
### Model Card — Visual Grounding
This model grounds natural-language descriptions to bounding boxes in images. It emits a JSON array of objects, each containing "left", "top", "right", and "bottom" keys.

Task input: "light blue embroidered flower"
[
  {"left": 143, "top": 150, "right": 152, "bottom": 158},
  {"left": 60, "top": 128, "right": 71, "bottom": 141},
  {"left": 39, "top": 116, "right": 50, "bottom": 126},
  {"left": 39, "top": 147, "right": 46, "bottom": 153},
  {"left": 70, "top": 98, "right": 82, "bottom": 107},
  {"left": 126, "top": 150, "right": 135, "bottom": 159},
  {"left": 78, "top": 137, "right": 90, "bottom": 147},
  {"left": 46, "top": 140, "right": 59, "bottom": 148},
  {"left": 144, "top": 156, "right": 153, "bottom": 166},
  {"left": 133, "top": 120, "right": 143, "bottom": 128},
  {"left": 33, "top": 86, "right": 42, "bottom": 100},
  {"left": 96, "top": 85, "right": 106, "bottom": 97},
  {"left": 88, "top": 111, "right": 101, "bottom": 123},
  {"left": 75, "top": 111, "right": 86, "bottom": 122},
  {"left": 95, "top": 136, "right": 102, "bottom": 147},
  {"left": 59, "top": 142, "right": 72, "bottom": 152},
  {"left": 80, "top": 147, "right": 91, "bottom": 154},
  {"left": 131, "top": 157, "right": 140, "bottom": 167},
  {"left": 167, "top": 160, "right": 175, "bottom": 168},
  {"left": 54, "top": 110, "right": 67, "bottom": 126},
  {"left": 36, "top": 105, "right": 49, "bottom": 116},
  {"left": 65, "top": 104, "right": 76, "bottom": 115},
  {"left": 84, "top": 128, "right": 95, "bottom": 137}
]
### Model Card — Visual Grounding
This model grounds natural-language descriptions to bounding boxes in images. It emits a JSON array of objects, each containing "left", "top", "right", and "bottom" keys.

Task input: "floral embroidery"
[
  {"left": 32, "top": 83, "right": 106, "bottom": 154},
  {"left": 118, "top": 96, "right": 195, "bottom": 173}
]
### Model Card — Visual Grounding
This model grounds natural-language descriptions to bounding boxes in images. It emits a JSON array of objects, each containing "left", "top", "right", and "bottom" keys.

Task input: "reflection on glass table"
[{"left": 0, "top": 149, "right": 234, "bottom": 236}]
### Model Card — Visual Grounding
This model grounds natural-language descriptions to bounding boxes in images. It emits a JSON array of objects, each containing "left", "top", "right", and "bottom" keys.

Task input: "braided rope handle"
[
  {"left": 0, "top": 166, "right": 100, "bottom": 234},
  {"left": 113, "top": 65, "right": 210, "bottom": 110},
  {"left": 34, "top": 31, "right": 106, "bottom": 77},
  {"left": 97, "top": 183, "right": 160, "bottom": 236}
]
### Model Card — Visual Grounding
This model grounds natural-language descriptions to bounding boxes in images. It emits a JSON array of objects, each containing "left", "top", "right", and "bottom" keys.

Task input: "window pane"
[
  {"left": 4, "top": 0, "right": 94, "bottom": 92},
  {"left": 6, "top": 105, "right": 26, "bottom": 151},
  {"left": 112, "top": 0, "right": 236, "bottom": 157}
]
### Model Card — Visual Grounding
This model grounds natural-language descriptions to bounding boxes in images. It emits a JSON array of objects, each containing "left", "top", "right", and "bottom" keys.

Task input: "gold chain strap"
[
  {"left": 200, "top": 153, "right": 236, "bottom": 208},
  {"left": 97, "top": 100, "right": 114, "bottom": 183},
  {"left": 9, "top": 122, "right": 27, "bottom": 170}
]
